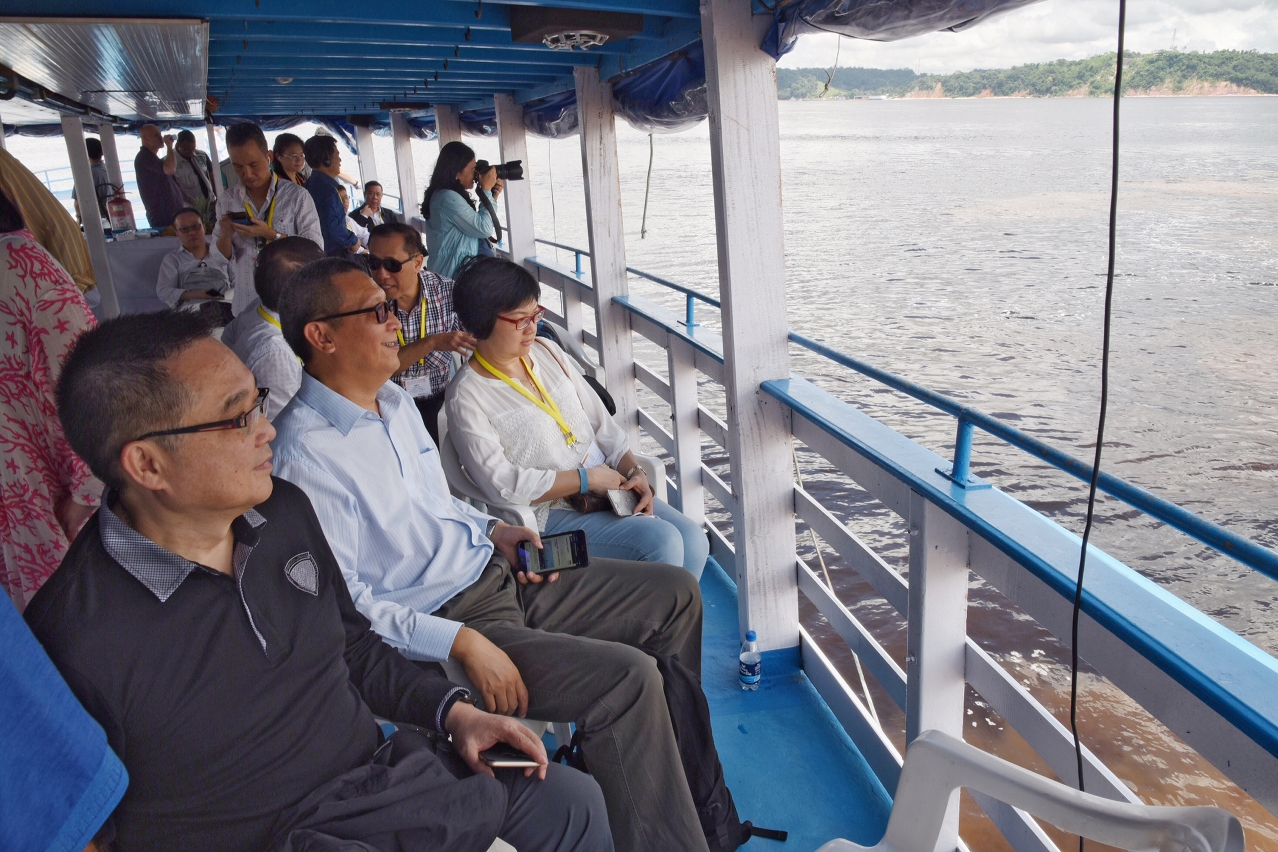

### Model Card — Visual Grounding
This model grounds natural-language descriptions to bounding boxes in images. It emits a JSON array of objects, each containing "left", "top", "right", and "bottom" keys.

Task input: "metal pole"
[
  {"left": 97, "top": 122, "right": 124, "bottom": 191},
  {"left": 389, "top": 112, "right": 418, "bottom": 219},
  {"left": 62, "top": 115, "right": 120, "bottom": 318},
  {"left": 204, "top": 122, "right": 220, "bottom": 198},
  {"left": 685, "top": 294, "right": 697, "bottom": 330},
  {"left": 951, "top": 417, "right": 974, "bottom": 484},
  {"left": 355, "top": 123, "right": 378, "bottom": 186},
  {"left": 574, "top": 250, "right": 582, "bottom": 277}
]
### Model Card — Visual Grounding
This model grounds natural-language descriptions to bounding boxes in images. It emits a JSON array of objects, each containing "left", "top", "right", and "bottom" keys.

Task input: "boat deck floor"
[{"left": 698, "top": 558, "right": 892, "bottom": 852}]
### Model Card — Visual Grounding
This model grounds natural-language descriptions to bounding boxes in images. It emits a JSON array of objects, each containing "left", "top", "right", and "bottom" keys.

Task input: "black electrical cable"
[{"left": 1070, "top": 3, "right": 1127, "bottom": 850}]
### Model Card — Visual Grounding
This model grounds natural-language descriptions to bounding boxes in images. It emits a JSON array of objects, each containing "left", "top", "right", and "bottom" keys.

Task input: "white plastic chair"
[{"left": 817, "top": 730, "right": 1243, "bottom": 852}]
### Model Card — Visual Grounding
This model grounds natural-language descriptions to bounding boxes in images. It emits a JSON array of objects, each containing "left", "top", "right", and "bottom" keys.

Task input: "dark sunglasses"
[
  {"left": 136, "top": 388, "right": 269, "bottom": 442},
  {"left": 366, "top": 253, "right": 421, "bottom": 274},
  {"left": 314, "top": 298, "right": 397, "bottom": 325}
]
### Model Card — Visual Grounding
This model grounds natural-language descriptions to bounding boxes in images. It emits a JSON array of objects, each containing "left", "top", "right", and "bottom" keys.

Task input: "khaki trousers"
[{"left": 435, "top": 556, "right": 709, "bottom": 852}]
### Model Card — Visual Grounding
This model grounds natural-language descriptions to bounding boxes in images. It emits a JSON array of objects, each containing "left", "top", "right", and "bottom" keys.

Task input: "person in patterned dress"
[{"left": 0, "top": 187, "right": 101, "bottom": 610}]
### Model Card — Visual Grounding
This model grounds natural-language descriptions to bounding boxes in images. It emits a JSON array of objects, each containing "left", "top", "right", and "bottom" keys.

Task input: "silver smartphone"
[{"left": 607, "top": 488, "right": 638, "bottom": 516}]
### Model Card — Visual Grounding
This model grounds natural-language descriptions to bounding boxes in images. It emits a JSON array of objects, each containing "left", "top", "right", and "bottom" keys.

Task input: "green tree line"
[{"left": 776, "top": 50, "right": 1278, "bottom": 99}]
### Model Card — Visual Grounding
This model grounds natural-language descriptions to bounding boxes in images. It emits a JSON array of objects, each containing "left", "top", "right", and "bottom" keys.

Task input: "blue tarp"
[{"left": 763, "top": 0, "right": 1046, "bottom": 58}]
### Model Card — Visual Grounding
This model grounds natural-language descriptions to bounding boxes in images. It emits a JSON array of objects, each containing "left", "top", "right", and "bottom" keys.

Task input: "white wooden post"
[
  {"left": 434, "top": 104, "right": 462, "bottom": 148},
  {"left": 355, "top": 123, "right": 378, "bottom": 186},
  {"left": 574, "top": 66, "right": 638, "bottom": 445},
  {"left": 702, "top": 0, "right": 797, "bottom": 649},
  {"left": 493, "top": 94, "right": 536, "bottom": 267},
  {"left": 204, "top": 122, "right": 220, "bottom": 198},
  {"left": 0, "top": 113, "right": 6, "bottom": 150},
  {"left": 97, "top": 121, "right": 124, "bottom": 192},
  {"left": 667, "top": 337, "right": 705, "bottom": 525},
  {"left": 905, "top": 490, "right": 970, "bottom": 852},
  {"left": 389, "top": 112, "right": 418, "bottom": 218},
  {"left": 62, "top": 115, "right": 120, "bottom": 318}
]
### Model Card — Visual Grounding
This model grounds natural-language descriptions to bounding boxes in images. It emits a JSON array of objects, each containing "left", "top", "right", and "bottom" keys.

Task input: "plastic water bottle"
[{"left": 739, "top": 630, "right": 761, "bottom": 691}]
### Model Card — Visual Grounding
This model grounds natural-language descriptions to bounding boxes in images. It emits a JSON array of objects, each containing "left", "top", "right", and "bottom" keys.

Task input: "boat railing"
[{"left": 523, "top": 243, "right": 1278, "bottom": 852}]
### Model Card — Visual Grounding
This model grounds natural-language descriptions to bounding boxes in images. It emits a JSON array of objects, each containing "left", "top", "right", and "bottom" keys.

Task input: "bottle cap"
[{"left": 745, "top": 630, "right": 757, "bottom": 641}]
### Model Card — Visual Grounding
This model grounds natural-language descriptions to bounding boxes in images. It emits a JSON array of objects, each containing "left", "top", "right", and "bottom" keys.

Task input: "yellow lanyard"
[
  {"left": 258, "top": 304, "right": 302, "bottom": 362},
  {"left": 473, "top": 351, "right": 577, "bottom": 447},
  {"left": 394, "top": 293, "right": 428, "bottom": 366},
  {"left": 245, "top": 175, "right": 279, "bottom": 229}
]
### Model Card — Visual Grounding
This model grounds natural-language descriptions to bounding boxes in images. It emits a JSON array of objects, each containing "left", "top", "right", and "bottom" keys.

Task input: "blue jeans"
[{"left": 544, "top": 498, "right": 708, "bottom": 579}]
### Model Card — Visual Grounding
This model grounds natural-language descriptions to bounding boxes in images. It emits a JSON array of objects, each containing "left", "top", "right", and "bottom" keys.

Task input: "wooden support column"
[
  {"left": 905, "top": 490, "right": 970, "bottom": 852},
  {"left": 0, "top": 112, "right": 6, "bottom": 150},
  {"left": 97, "top": 122, "right": 123, "bottom": 191},
  {"left": 574, "top": 66, "right": 638, "bottom": 444},
  {"left": 702, "top": 0, "right": 797, "bottom": 649},
  {"left": 493, "top": 94, "right": 536, "bottom": 267},
  {"left": 355, "top": 124, "right": 378, "bottom": 187},
  {"left": 434, "top": 104, "right": 462, "bottom": 148},
  {"left": 203, "top": 123, "right": 220, "bottom": 197},
  {"left": 389, "top": 112, "right": 418, "bottom": 220},
  {"left": 667, "top": 337, "right": 705, "bottom": 525},
  {"left": 62, "top": 115, "right": 120, "bottom": 317}
]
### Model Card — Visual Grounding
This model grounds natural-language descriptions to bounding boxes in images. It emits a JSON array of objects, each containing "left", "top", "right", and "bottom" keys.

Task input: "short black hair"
[
  {"left": 254, "top": 237, "right": 325, "bottom": 312},
  {"left": 173, "top": 206, "right": 202, "bottom": 224},
  {"left": 452, "top": 256, "right": 540, "bottom": 339},
  {"left": 364, "top": 180, "right": 382, "bottom": 194},
  {"left": 368, "top": 222, "right": 425, "bottom": 259},
  {"left": 303, "top": 135, "right": 338, "bottom": 170},
  {"left": 278, "top": 257, "right": 366, "bottom": 363},
  {"left": 225, "top": 122, "right": 269, "bottom": 154},
  {"left": 85, "top": 137, "right": 103, "bottom": 160},
  {"left": 56, "top": 311, "right": 215, "bottom": 491},
  {"left": 176, "top": 129, "right": 196, "bottom": 144}
]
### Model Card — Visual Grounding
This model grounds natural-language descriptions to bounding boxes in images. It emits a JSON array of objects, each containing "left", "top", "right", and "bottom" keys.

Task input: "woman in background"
[
  {"left": 271, "top": 133, "right": 311, "bottom": 186},
  {"left": 0, "top": 187, "right": 101, "bottom": 610},
  {"left": 421, "top": 140, "right": 501, "bottom": 279}
]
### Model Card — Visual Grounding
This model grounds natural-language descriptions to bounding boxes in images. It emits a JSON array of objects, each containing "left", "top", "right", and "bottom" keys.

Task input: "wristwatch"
[{"left": 485, "top": 518, "right": 499, "bottom": 538}]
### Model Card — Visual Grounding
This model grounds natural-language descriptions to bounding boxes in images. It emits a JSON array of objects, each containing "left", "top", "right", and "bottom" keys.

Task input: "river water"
[{"left": 516, "top": 96, "right": 1278, "bottom": 850}]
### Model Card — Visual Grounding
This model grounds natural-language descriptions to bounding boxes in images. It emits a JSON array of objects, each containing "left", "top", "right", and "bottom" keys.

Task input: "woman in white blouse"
[{"left": 444, "top": 257, "right": 707, "bottom": 578}]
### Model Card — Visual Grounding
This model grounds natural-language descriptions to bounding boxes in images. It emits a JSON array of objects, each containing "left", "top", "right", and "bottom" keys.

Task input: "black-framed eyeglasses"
[
  {"left": 366, "top": 253, "right": 421, "bottom": 274},
  {"left": 135, "top": 388, "right": 269, "bottom": 442},
  {"left": 314, "top": 298, "right": 397, "bottom": 325}
]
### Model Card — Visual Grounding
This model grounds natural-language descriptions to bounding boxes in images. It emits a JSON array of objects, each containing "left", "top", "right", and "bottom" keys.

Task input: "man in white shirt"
[
  {"left": 213, "top": 122, "right": 323, "bottom": 316},
  {"left": 348, "top": 181, "right": 401, "bottom": 229},
  {"left": 220, "top": 236, "right": 322, "bottom": 420},
  {"left": 156, "top": 207, "right": 234, "bottom": 325},
  {"left": 269, "top": 258, "right": 710, "bottom": 852}
]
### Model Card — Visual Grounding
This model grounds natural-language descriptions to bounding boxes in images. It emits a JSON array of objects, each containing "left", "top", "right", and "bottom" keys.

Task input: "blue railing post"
[
  {"left": 686, "top": 294, "right": 697, "bottom": 329},
  {"left": 575, "top": 251, "right": 583, "bottom": 277},
  {"left": 951, "top": 417, "right": 975, "bottom": 485}
]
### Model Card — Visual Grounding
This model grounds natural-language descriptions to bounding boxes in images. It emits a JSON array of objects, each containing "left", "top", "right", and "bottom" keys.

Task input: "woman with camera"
[
  {"left": 444, "top": 256, "right": 708, "bottom": 578},
  {"left": 421, "top": 141, "right": 502, "bottom": 279}
]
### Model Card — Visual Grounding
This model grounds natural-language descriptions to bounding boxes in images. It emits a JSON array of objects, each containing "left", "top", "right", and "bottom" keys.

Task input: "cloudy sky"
[{"left": 776, "top": 0, "right": 1278, "bottom": 74}]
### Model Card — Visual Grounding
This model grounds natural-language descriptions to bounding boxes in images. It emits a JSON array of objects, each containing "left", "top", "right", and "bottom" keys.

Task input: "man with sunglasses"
[
  {"left": 26, "top": 311, "right": 612, "bottom": 852},
  {"left": 368, "top": 222, "right": 476, "bottom": 445},
  {"left": 271, "top": 259, "right": 710, "bottom": 852}
]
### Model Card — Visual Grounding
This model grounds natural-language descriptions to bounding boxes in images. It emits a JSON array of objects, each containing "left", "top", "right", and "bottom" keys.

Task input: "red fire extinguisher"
[{"left": 106, "top": 187, "right": 136, "bottom": 234}]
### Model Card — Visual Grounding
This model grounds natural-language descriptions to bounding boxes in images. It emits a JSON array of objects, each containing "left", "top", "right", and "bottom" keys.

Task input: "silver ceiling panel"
[{"left": 0, "top": 18, "right": 207, "bottom": 121}]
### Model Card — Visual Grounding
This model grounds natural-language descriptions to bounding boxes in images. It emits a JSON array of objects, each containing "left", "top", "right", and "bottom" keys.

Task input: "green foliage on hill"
[{"left": 776, "top": 50, "right": 1278, "bottom": 99}]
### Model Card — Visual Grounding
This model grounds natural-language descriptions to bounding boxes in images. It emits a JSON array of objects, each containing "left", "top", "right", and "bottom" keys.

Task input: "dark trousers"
[
  {"left": 415, "top": 391, "right": 446, "bottom": 447},
  {"left": 434, "top": 557, "right": 709, "bottom": 852},
  {"left": 272, "top": 724, "right": 612, "bottom": 852}
]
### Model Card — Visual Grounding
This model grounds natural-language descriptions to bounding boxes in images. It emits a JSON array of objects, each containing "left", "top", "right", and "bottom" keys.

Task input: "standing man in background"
[
  {"left": 212, "top": 122, "right": 322, "bottom": 316},
  {"left": 72, "top": 137, "right": 115, "bottom": 224},
  {"left": 133, "top": 124, "right": 185, "bottom": 231},
  {"left": 348, "top": 180, "right": 400, "bottom": 229},
  {"left": 173, "top": 129, "right": 217, "bottom": 227},
  {"left": 303, "top": 135, "right": 360, "bottom": 257}
]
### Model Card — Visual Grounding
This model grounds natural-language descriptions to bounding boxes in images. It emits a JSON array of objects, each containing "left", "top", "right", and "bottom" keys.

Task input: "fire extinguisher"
[{"left": 106, "top": 187, "right": 136, "bottom": 234}]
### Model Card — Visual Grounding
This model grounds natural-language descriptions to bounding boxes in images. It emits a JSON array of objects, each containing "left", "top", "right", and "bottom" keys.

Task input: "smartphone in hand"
[
  {"left": 516, "top": 530, "right": 588, "bottom": 575},
  {"left": 480, "top": 743, "right": 542, "bottom": 768}
]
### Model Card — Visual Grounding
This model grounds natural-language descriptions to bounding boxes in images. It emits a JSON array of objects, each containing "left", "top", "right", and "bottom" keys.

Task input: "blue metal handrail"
[
  {"left": 788, "top": 331, "right": 1278, "bottom": 583},
  {"left": 534, "top": 238, "right": 720, "bottom": 328}
]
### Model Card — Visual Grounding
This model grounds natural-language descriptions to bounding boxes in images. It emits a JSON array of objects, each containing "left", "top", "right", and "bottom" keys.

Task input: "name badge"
[
  {"left": 404, "top": 375, "right": 436, "bottom": 399},
  {"left": 581, "top": 441, "right": 607, "bottom": 469}
]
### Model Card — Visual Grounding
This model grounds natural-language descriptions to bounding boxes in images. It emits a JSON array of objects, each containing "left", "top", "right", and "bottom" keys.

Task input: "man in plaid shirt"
[{"left": 368, "top": 223, "right": 477, "bottom": 444}]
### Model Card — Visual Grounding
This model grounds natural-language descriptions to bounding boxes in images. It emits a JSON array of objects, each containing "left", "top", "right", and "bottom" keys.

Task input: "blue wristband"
[{"left": 578, "top": 467, "right": 589, "bottom": 495}]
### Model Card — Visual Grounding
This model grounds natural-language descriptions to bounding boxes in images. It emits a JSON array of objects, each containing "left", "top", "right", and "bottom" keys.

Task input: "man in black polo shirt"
[{"left": 26, "top": 311, "right": 611, "bottom": 852}]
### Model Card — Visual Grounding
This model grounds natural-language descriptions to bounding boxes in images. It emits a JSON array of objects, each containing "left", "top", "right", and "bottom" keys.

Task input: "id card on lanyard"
[{"left": 581, "top": 441, "right": 606, "bottom": 469}]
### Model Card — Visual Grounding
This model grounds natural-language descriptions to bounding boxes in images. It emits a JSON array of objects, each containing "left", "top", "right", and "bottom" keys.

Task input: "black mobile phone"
[
  {"left": 228, "top": 210, "right": 252, "bottom": 224},
  {"left": 517, "top": 530, "right": 588, "bottom": 575},
  {"left": 480, "top": 743, "right": 542, "bottom": 769}
]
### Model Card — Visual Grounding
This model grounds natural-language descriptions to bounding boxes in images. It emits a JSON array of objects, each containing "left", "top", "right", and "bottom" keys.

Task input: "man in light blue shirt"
[{"left": 270, "top": 258, "right": 710, "bottom": 852}]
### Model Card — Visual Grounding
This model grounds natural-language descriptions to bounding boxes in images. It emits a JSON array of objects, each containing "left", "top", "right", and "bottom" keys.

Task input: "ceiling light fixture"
[
  {"left": 543, "top": 31, "right": 609, "bottom": 50},
  {"left": 276, "top": 77, "right": 293, "bottom": 84}
]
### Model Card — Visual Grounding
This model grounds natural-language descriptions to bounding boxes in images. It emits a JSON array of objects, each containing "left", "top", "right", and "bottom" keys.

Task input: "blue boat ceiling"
[{"left": 0, "top": 0, "right": 1042, "bottom": 140}]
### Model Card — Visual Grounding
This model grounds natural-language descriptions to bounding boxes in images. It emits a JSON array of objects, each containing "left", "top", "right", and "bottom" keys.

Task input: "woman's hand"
[
  {"left": 478, "top": 167, "right": 499, "bottom": 193},
  {"left": 622, "top": 468, "right": 655, "bottom": 515},
  {"left": 586, "top": 465, "right": 625, "bottom": 494},
  {"left": 491, "top": 178, "right": 504, "bottom": 200}
]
